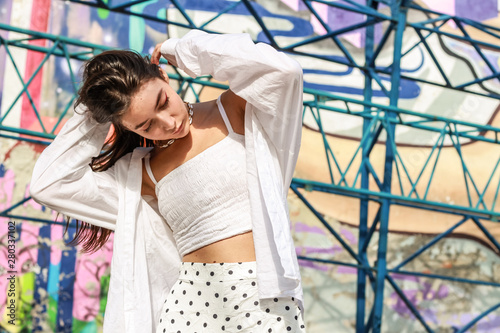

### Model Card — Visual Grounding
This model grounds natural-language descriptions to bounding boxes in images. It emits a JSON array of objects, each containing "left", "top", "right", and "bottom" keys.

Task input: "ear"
[{"left": 159, "top": 67, "right": 169, "bottom": 84}]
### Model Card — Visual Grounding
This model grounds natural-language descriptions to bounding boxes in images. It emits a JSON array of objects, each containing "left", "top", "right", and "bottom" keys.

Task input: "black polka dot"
[
  {"left": 292, "top": 297, "right": 295, "bottom": 301},
  {"left": 180, "top": 310, "right": 184, "bottom": 315},
  {"left": 175, "top": 300, "right": 179, "bottom": 304},
  {"left": 160, "top": 319, "right": 162, "bottom": 323},
  {"left": 251, "top": 282, "right": 256, "bottom": 286},
  {"left": 179, "top": 281, "right": 182, "bottom": 285},
  {"left": 163, "top": 329, "right": 165, "bottom": 333},
  {"left": 184, "top": 270, "right": 187, "bottom": 274},
  {"left": 171, "top": 319, "right": 175, "bottom": 324},
  {"left": 301, "top": 325, "right": 305, "bottom": 329},
  {"left": 220, "top": 263, "right": 224, "bottom": 265},
  {"left": 249, "top": 269, "right": 253, "bottom": 273},
  {"left": 294, "top": 315, "right": 298, "bottom": 320},
  {"left": 206, "top": 282, "right": 211, "bottom": 286},
  {"left": 273, "top": 298, "right": 278, "bottom": 302},
  {"left": 203, "top": 323, "right": 207, "bottom": 327},
  {"left": 210, "top": 272, "right": 214, "bottom": 276},
  {"left": 223, "top": 297, "right": 228, "bottom": 302},
  {"left": 245, "top": 313, "right": 250, "bottom": 318},
  {"left": 237, "top": 325, "right": 242, "bottom": 330},
  {"left": 190, "top": 281, "right": 193, "bottom": 285},
  {"left": 228, "top": 270, "right": 233, "bottom": 275},
  {"left": 257, "top": 321, "right": 262, "bottom": 325},
  {"left": 277, "top": 317, "right": 282, "bottom": 322},
  {"left": 215, "top": 293, "right": 219, "bottom": 298},
  {"left": 268, "top": 329, "right": 272, "bottom": 333},
  {"left": 231, "top": 286, "right": 236, "bottom": 290},
  {"left": 196, "top": 271, "right": 199, "bottom": 276},
  {"left": 198, "top": 291, "right": 202, "bottom": 296},
  {"left": 254, "top": 301, "right": 259, "bottom": 306},
  {"left": 182, "top": 290, "right": 186, "bottom": 295},
  {"left": 222, "top": 326, "right": 225, "bottom": 331},
  {"left": 186, "top": 321, "right": 190, "bottom": 326},
  {"left": 234, "top": 305, "right": 239, "bottom": 310},
  {"left": 242, "top": 293, "right": 247, "bottom": 298},
  {"left": 205, "top": 302, "right": 210, "bottom": 307},
  {"left": 171, "top": 290, "right": 174, "bottom": 294},
  {"left": 189, "top": 301, "right": 193, "bottom": 306},
  {"left": 287, "top": 327, "right": 292, "bottom": 331},
  {"left": 226, "top": 317, "right": 230, "bottom": 321},
  {"left": 238, "top": 262, "right": 242, "bottom": 264},
  {"left": 265, "top": 308, "right": 270, "bottom": 313},
  {"left": 196, "top": 312, "right": 200, "bottom": 316},
  {"left": 285, "top": 306, "right": 290, "bottom": 310},
  {"left": 213, "top": 314, "right": 218, "bottom": 319}
]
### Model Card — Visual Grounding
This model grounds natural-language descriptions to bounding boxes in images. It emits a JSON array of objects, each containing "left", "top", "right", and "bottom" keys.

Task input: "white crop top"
[{"left": 143, "top": 97, "right": 253, "bottom": 257}]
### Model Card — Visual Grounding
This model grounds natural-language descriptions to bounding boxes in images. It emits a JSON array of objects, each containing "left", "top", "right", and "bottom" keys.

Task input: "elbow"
[{"left": 281, "top": 57, "right": 303, "bottom": 84}]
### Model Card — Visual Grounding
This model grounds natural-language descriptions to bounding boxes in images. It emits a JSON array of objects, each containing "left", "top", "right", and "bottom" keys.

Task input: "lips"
[{"left": 173, "top": 121, "right": 183, "bottom": 135}]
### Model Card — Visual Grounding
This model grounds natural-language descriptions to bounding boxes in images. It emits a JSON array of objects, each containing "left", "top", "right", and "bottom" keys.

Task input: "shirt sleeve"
[
  {"left": 29, "top": 107, "right": 119, "bottom": 230},
  {"left": 161, "top": 29, "right": 303, "bottom": 189}
]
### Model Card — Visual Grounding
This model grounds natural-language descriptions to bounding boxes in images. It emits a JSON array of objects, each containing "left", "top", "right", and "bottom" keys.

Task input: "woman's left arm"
[{"left": 153, "top": 30, "right": 303, "bottom": 188}]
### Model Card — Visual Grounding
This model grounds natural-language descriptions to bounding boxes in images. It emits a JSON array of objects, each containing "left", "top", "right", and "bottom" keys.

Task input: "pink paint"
[
  {"left": 311, "top": 2, "right": 328, "bottom": 35},
  {"left": 0, "top": 169, "right": 14, "bottom": 212},
  {"left": 20, "top": 0, "right": 51, "bottom": 130},
  {"left": 72, "top": 235, "right": 113, "bottom": 321}
]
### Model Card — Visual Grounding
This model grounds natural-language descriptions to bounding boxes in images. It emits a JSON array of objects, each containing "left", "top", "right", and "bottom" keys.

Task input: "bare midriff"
[{"left": 182, "top": 231, "right": 256, "bottom": 263}]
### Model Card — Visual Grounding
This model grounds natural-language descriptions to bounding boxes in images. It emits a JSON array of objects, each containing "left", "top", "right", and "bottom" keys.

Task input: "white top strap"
[
  {"left": 216, "top": 96, "right": 234, "bottom": 135},
  {"left": 144, "top": 154, "right": 158, "bottom": 186}
]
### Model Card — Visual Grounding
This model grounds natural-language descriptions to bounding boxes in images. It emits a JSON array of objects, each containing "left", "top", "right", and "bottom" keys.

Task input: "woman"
[{"left": 30, "top": 29, "right": 305, "bottom": 332}]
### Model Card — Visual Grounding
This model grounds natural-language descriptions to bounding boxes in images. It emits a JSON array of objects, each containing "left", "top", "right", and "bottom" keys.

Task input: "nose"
[{"left": 158, "top": 111, "right": 176, "bottom": 131}]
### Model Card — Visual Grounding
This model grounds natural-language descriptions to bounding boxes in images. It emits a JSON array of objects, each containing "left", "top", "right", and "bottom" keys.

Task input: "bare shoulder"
[{"left": 219, "top": 90, "right": 247, "bottom": 135}]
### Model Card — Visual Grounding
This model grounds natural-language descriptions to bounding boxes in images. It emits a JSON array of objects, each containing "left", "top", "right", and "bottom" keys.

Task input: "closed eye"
[{"left": 144, "top": 121, "right": 153, "bottom": 133}]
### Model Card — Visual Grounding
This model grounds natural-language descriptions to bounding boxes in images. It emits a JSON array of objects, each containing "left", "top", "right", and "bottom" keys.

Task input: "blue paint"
[
  {"left": 32, "top": 224, "right": 51, "bottom": 332},
  {"left": 47, "top": 262, "right": 61, "bottom": 304},
  {"left": 56, "top": 221, "right": 77, "bottom": 332},
  {"left": 0, "top": 163, "right": 5, "bottom": 177}
]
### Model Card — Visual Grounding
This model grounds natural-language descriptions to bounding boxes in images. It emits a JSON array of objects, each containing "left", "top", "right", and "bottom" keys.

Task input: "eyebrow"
[{"left": 134, "top": 89, "right": 163, "bottom": 130}]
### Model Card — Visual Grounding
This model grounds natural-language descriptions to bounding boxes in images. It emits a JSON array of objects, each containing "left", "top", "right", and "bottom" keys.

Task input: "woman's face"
[{"left": 120, "top": 76, "right": 190, "bottom": 141}]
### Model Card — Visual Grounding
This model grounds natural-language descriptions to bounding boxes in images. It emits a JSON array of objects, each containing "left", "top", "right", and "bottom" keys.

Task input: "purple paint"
[
  {"left": 455, "top": 0, "right": 497, "bottom": 22},
  {"left": 340, "top": 229, "right": 357, "bottom": 245},
  {"left": 295, "top": 245, "right": 343, "bottom": 256},
  {"left": 298, "top": 259, "right": 330, "bottom": 272},
  {"left": 294, "top": 222, "right": 326, "bottom": 235}
]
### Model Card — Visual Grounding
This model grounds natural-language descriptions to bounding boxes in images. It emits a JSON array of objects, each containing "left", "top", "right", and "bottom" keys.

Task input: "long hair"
[{"left": 66, "top": 50, "right": 164, "bottom": 253}]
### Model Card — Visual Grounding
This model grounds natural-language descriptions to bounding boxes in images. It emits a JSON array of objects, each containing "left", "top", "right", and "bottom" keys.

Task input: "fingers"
[{"left": 151, "top": 43, "right": 162, "bottom": 65}]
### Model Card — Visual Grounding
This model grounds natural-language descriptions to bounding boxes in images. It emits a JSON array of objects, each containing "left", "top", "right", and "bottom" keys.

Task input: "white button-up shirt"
[{"left": 30, "top": 29, "right": 304, "bottom": 333}]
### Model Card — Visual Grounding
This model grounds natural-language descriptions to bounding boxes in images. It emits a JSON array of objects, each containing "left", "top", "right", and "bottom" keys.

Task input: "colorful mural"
[{"left": 1, "top": 0, "right": 500, "bottom": 332}]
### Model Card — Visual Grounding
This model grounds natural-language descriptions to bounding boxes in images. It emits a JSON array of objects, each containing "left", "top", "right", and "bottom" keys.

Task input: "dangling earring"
[{"left": 154, "top": 102, "right": 194, "bottom": 149}]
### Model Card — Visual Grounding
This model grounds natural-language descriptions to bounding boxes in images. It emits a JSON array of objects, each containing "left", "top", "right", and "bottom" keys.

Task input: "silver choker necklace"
[{"left": 155, "top": 102, "right": 194, "bottom": 149}]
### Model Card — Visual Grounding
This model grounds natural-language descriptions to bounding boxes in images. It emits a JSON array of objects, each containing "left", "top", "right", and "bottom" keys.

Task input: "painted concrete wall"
[{"left": 1, "top": 0, "right": 499, "bottom": 331}]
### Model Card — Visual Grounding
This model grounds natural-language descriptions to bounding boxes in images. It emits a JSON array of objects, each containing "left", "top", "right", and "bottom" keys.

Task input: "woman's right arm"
[{"left": 29, "top": 107, "right": 118, "bottom": 230}]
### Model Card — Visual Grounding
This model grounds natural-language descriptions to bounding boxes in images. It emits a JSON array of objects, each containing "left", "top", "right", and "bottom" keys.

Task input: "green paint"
[{"left": 97, "top": 0, "right": 110, "bottom": 20}]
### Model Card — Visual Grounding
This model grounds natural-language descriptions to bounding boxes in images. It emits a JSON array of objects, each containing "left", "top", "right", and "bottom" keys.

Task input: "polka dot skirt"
[{"left": 156, "top": 261, "right": 306, "bottom": 332}]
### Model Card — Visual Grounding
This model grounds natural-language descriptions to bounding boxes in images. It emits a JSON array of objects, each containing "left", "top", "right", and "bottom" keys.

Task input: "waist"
[{"left": 182, "top": 231, "right": 256, "bottom": 263}]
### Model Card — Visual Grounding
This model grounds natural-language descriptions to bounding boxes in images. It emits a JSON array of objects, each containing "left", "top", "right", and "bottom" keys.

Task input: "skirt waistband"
[{"left": 179, "top": 261, "right": 257, "bottom": 282}]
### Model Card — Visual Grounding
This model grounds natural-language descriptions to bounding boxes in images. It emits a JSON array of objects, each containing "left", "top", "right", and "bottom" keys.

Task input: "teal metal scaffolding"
[{"left": 1, "top": 1, "right": 499, "bottom": 331}]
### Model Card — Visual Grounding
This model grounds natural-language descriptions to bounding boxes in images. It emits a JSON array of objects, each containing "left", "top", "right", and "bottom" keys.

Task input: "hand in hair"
[{"left": 151, "top": 42, "right": 178, "bottom": 67}]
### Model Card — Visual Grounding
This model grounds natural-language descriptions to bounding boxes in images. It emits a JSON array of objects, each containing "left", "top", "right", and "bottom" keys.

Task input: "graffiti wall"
[{"left": 1, "top": 0, "right": 499, "bottom": 332}]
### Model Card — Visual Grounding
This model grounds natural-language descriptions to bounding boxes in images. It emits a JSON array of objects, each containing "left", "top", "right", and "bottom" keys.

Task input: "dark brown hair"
[{"left": 65, "top": 50, "right": 164, "bottom": 253}]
